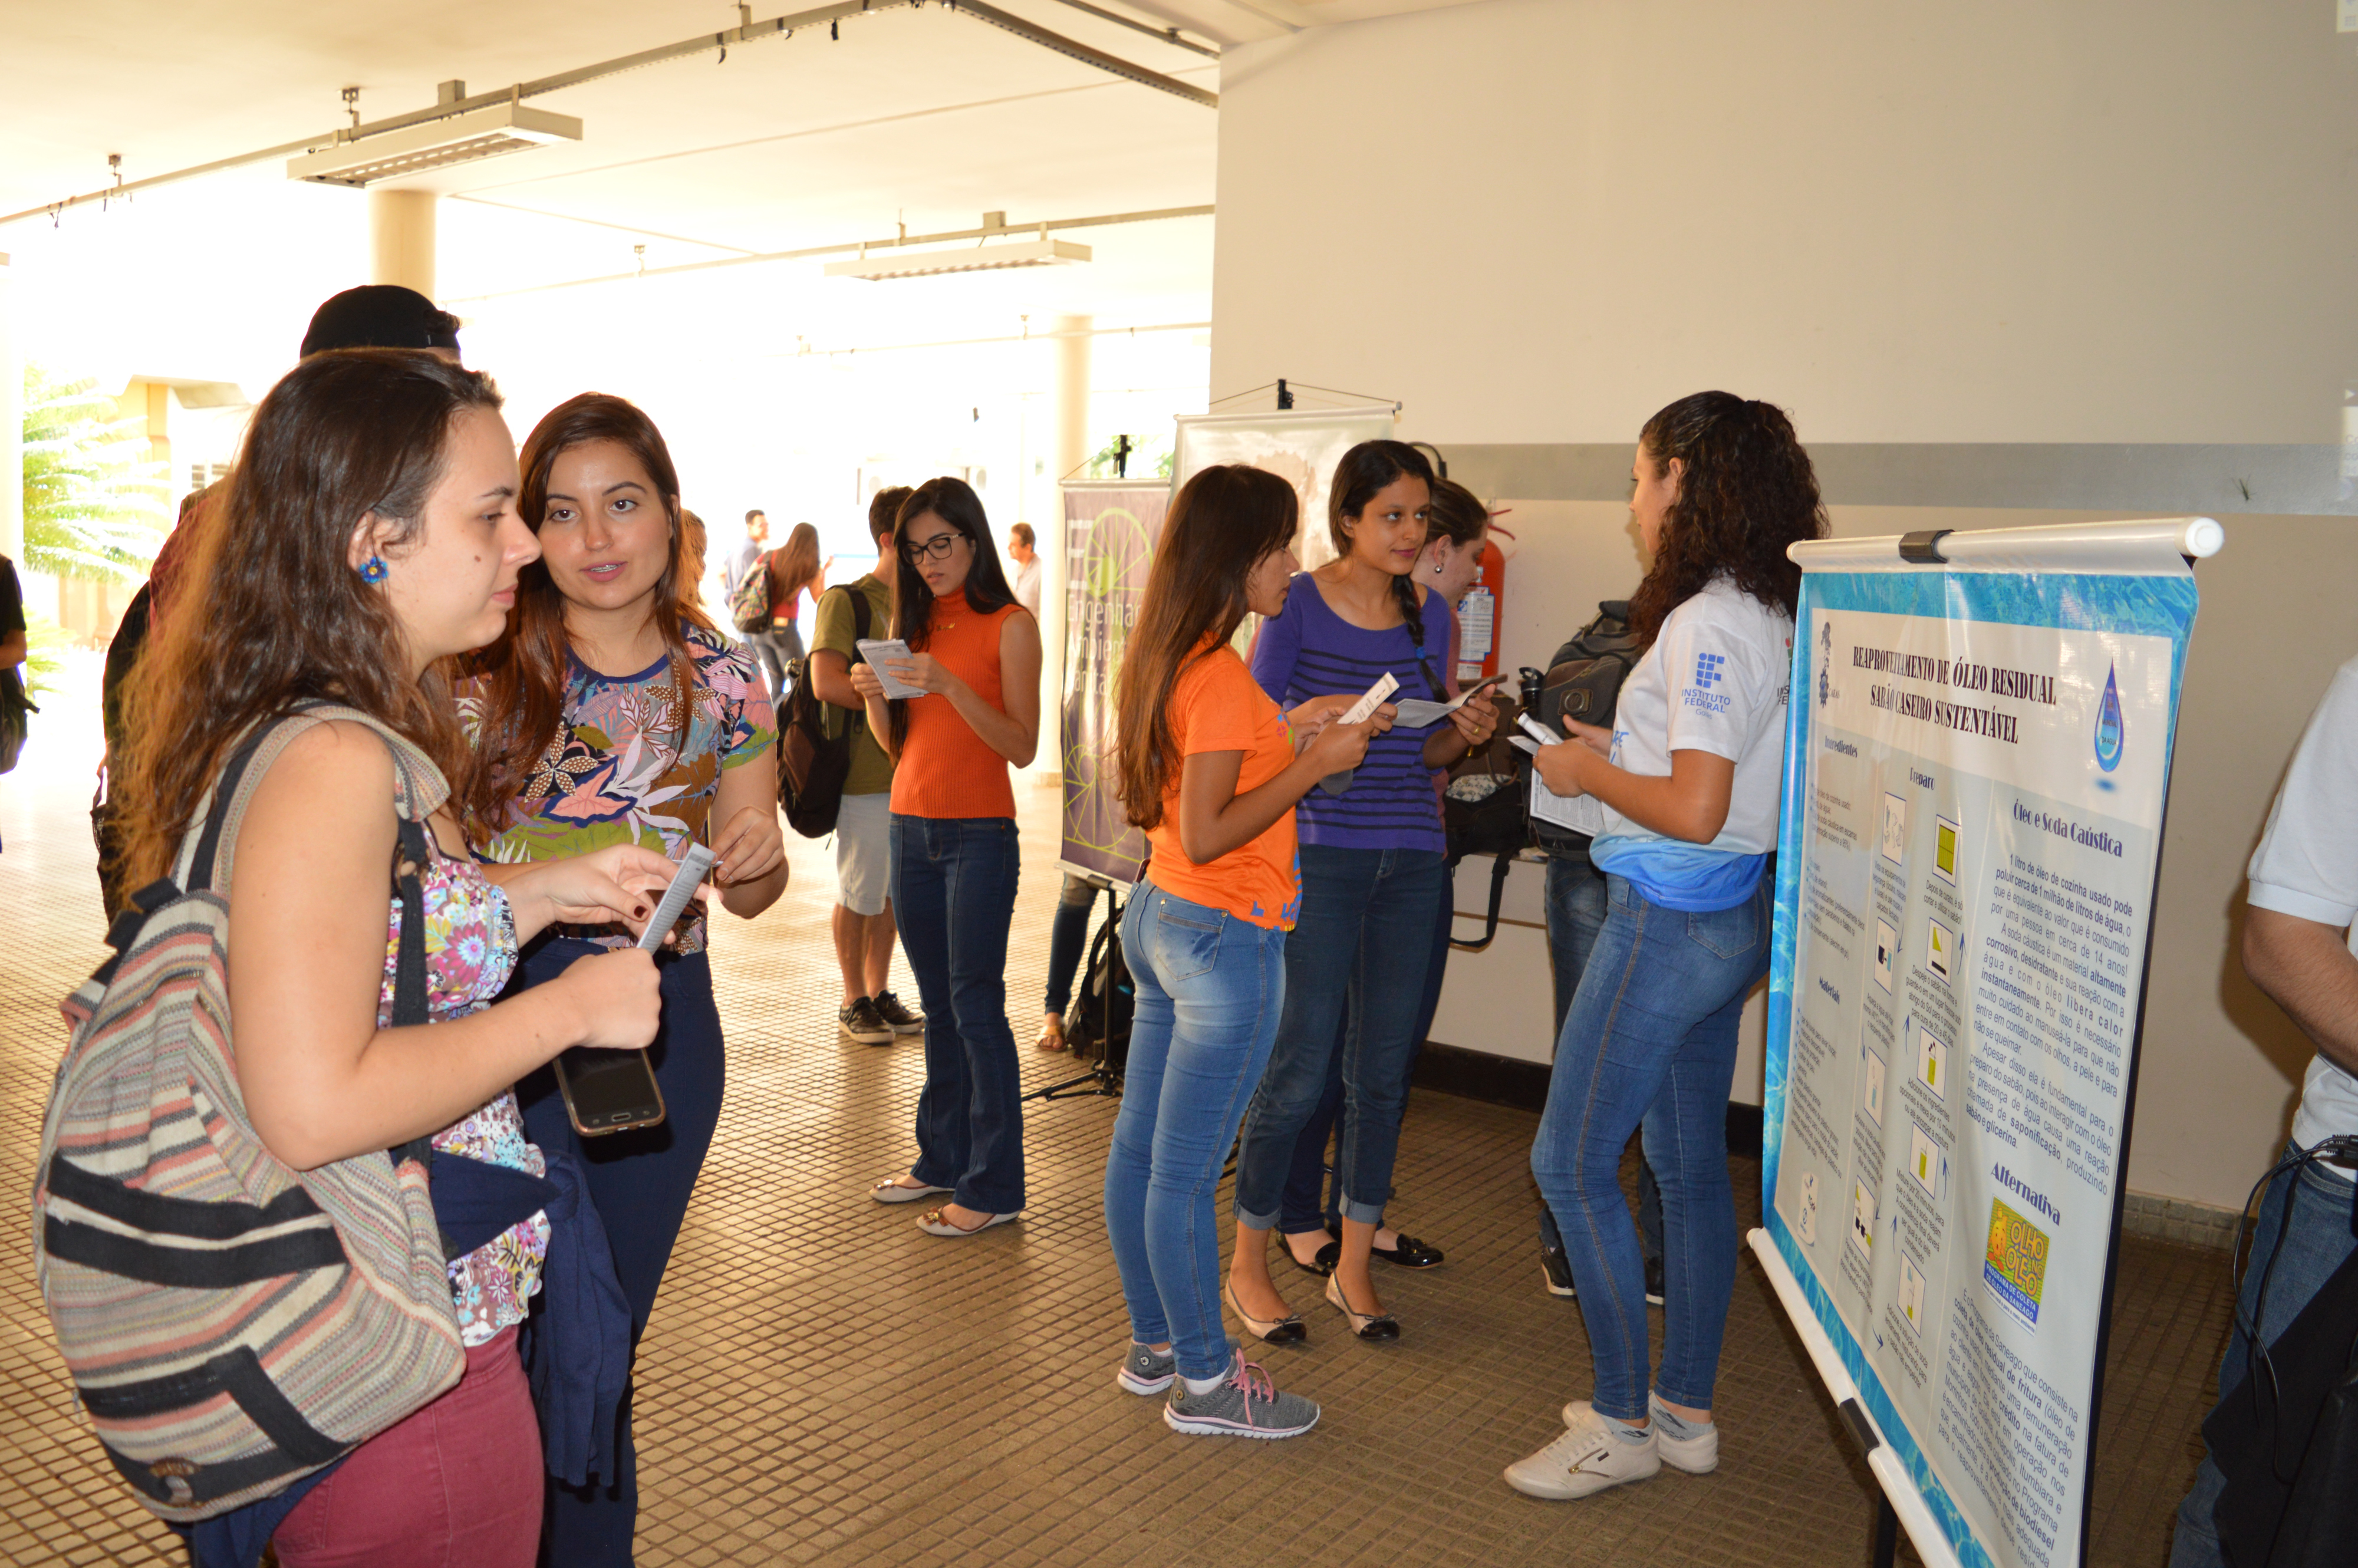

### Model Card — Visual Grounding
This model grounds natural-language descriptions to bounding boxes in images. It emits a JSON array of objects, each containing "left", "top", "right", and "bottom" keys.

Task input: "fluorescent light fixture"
[
  {"left": 287, "top": 103, "right": 583, "bottom": 188},
  {"left": 825, "top": 238, "right": 1092, "bottom": 282}
]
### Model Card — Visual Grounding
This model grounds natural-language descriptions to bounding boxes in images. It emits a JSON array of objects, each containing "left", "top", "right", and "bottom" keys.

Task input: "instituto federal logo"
[{"left": 1684, "top": 648, "right": 1732, "bottom": 714}]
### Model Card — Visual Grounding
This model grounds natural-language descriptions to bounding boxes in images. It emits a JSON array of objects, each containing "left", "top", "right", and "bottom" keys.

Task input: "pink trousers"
[{"left": 273, "top": 1326, "right": 542, "bottom": 1568}]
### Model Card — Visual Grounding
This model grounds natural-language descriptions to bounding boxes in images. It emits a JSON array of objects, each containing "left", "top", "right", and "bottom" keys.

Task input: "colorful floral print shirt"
[
  {"left": 459, "top": 625, "right": 777, "bottom": 954},
  {"left": 377, "top": 851, "right": 546, "bottom": 1348}
]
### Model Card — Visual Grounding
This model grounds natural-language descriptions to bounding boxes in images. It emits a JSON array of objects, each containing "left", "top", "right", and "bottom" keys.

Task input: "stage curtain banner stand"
[{"left": 1756, "top": 518, "right": 2224, "bottom": 1568}]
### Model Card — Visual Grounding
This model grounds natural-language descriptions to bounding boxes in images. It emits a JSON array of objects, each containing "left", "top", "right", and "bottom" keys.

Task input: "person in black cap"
[
  {"left": 95, "top": 285, "right": 469, "bottom": 913},
  {"left": 299, "top": 284, "right": 463, "bottom": 361}
]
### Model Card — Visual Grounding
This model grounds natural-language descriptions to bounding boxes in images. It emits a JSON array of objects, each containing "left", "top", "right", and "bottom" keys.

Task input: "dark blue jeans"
[
  {"left": 1234, "top": 844, "right": 1447, "bottom": 1230},
  {"left": 513, "top": 943, "right": 726, "bottom": 1568},
  {"left": 1532, "top": 874, "right": 1768, "bottom": 1420},
  {"left": 1105, "top": 888, "right": 1288, "bottom": 1378},
  {"left": 2170, "top": 1148, "right": 2358, "bottom": 1567},
  {"left": 892, "top": 815, "right": 1025, "bottom": 1213},
  {"left": 1537, "top": 852, "right": 1662, "bottom": 1269},
  {"left": 1044, "top": 872, "right": 1108, "bottom": 1016},
  {"left": 1277, "top": 864, "right": 1454, "bottom": 1234}
]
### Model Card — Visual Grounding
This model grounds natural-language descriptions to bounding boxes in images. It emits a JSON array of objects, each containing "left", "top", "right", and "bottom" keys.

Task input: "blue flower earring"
[{"left": 358, "top": 555, "right": 390, "bottom": 584}]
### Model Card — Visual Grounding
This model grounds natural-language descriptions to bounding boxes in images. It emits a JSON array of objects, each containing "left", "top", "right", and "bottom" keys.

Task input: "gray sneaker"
[
  {"left": 1117, "top": 1342, "right": 1175, "bottom": 1395},
  {"left": 873, "top": 990, "right": 924, "bottom": 1034},
  {"left": 1164, "top": 1352, "right": 1319, "bottom": 1439},
  {"left": 838, "top": 997, "right": 893, "bottom": 1046}
]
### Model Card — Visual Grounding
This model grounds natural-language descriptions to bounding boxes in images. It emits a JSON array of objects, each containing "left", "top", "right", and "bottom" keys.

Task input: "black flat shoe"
[
  {"left": 1282, "top": 1231, "right": 1339, "bottom": 1277},
  {"left": 1224, "top": 1280, "right": 1307, "bottom": 1345},
  {"left": 1372, "top": 1231, "right": 1444, "bottom": 1269},
  {"left": 1324, "top": 1273, "right": 1400, "bottom": 1342}
]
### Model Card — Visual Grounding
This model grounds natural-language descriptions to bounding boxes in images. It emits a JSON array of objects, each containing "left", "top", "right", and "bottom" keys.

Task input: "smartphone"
[
  {"left": 551, "top": 844, "right": 712, "bottom": 1138},
  {"left": 554, "top": 1046, "right": 667, "bottom": 1137}
]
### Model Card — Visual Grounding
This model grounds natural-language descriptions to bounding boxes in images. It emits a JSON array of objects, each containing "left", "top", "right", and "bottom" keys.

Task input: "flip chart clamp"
[{"left": 1897, "top": 529, "right": 1953, "bottom": 564}]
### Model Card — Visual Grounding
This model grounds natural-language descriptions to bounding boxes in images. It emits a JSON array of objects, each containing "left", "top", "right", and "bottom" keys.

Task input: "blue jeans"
[
  {"left": 1536, "top": 853, "right": 1663, "bottom": 1269},
  {"left": 1105, "top": 887, "right": 1287, "bottom": 1378},
  {"left": 1045, "top": 873, "right": 1108, "bottom": 1016},
  {"left": 513, "top": 943, "right": 726, "bottom": 1568},
  {"left": 2170, "top": 1148, "right": 2358, "bottom": 1567},
  {"left": 1278, "top": 866, "right": 1455, "bottom": 1234},
  {"left": 1234, "top": 844, "right": 1448, "bottom": 1230},
  {"left": 891, "top": 815, "right": 1025, "bottom": 1213},
  {"left": 1532, "top": 873, "right": 1768, "bottom": 1421}
]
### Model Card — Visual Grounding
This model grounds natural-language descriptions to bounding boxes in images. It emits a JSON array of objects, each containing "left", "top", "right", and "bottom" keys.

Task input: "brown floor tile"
[{"left": 0, "top": 706, "right": 2233, "bottom": 1566}]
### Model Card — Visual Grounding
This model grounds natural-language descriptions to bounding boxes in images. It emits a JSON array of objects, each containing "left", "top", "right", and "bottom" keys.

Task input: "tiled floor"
[{"left": 0, "top": 664, "right": 2231, "bottom": 1566}]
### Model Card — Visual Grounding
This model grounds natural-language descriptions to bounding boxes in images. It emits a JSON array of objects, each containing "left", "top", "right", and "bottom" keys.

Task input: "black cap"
[{"left": 299, "top": 285, "right": 463, "bottom": 360}]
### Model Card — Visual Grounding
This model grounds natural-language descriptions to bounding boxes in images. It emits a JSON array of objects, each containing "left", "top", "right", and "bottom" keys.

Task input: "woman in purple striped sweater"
[{"left": 1224, "top": 442, "right": 1499, "bottom": 1344}]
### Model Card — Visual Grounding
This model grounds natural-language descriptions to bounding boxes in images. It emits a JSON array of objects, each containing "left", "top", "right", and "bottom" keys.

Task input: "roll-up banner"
[
  {"left": 1756, "top": 518, "right": 2224, "bottom": 1568},
  {"left": 1057, "top": 481, "right": 1168, "bottom": 887}
]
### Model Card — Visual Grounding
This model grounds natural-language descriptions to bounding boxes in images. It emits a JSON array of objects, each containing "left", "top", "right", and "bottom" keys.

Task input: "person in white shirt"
[
  {"left": 2169, "top": 665, "right": 2358, "bottom": 1566},
  {"left": 1507, "top": 393, "right": 1822, "bottom": 1503},
  {"left": 1007, "top": 523, "right": 1042, "bottom": 616}
]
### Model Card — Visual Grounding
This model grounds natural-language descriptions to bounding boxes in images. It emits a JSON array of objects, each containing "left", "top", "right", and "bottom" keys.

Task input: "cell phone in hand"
[{"left": 554, "top": 1046, "right": 666, "bottom": 1137}]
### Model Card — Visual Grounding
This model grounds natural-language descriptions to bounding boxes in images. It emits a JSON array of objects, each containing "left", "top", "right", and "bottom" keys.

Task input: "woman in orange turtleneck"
[{"left": 849, "top": 477, "right": 1043, "bottom": 1237}]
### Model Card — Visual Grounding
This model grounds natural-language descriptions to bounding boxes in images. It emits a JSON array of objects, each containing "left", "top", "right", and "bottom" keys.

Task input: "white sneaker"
[
  {"left": 1559, "top": 1396, "right": 1720, "bottom": 1475},
  {"left": 1505, "top": 1404, "right": 1659, "bottom": 1500}
]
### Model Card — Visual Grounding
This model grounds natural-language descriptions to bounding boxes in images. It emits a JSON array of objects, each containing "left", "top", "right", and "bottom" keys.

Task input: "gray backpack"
[{"left": 36, "top": 706, "right": 463, "bottom": 1521}]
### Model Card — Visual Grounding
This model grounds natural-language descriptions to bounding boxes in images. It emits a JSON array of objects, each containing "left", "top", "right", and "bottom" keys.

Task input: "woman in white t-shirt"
[{"left": 1504, "top": 393, "right": 1825, "bottom": 1503}]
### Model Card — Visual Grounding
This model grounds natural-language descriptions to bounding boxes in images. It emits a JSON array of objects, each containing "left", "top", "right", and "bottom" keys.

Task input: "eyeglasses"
[{"left": 898, "top": 533, "right": 965, "bottom": 563}]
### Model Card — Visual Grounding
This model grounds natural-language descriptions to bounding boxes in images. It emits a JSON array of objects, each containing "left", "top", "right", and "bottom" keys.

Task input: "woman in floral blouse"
[{"left": 458, "top": 393, "right": 785, "bottom": 1567}]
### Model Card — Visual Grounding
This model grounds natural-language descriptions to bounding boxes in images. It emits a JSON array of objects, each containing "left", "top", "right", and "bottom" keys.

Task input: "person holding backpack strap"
[
  {"left": 1105, "top": 463, "right": 1375, "bottom": 1437},
  {"left": 97, "top": 351, "right": 679, "bottom": 1565},
  {"left": 809, "top": 486, "right": 924, "bottom": 1046}
]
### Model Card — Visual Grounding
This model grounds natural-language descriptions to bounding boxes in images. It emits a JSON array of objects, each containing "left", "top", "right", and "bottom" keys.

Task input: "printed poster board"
[
  {"left": 1756, "top": 519, "right": 2218, "bottom": 1568},
  {"left": 1171, "top": 406, "right": 1398, "bottom": 572},
  {"left": 1058, "top": 482, "right": 1167, "bottom": 887}
]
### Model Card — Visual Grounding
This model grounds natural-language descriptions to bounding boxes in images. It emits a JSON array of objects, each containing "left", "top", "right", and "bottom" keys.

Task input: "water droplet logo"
[{"left": 2093, "top": 662, "right": 2125, "bottom": 773}]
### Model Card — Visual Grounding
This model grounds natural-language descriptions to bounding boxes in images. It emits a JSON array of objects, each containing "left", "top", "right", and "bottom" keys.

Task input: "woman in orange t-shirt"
[
  {"left": 849, "top": 477, "right": 1042, "bottom": 1237},
  {"left": 1102, "top": 465, "right": 1376, "bottom": 1439}
]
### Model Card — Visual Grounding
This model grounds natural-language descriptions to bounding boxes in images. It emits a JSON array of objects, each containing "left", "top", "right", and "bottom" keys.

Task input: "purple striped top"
[{"left": 1250, "top": 575, "right": 1448, "bottom": 854}]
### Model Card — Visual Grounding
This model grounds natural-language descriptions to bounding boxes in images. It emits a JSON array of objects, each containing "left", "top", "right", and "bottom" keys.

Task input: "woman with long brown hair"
[
  {"left": 116, "top": 350, "right": 679, "bottom": 1564},
  {"left": 456, "top": 393, "right": 786, "bottom": 1565},
  {"left": 1102, "top": 463, "right": 1374, "bottom": 1438},
  {"left": 847, "top": 477, "right": 1039, "bottom": 1236},
  {"left": 1226, "top": 441, "right": 1499, "bottom": 1348}
]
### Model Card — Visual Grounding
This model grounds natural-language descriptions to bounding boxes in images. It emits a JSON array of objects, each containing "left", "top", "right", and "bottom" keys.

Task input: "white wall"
[
  {"left": 1213, "top": 0, "right": 2358, "bottom": 446},
  {"left": 1220, "top": 0, "right": 2358, "bottom": 1210}
]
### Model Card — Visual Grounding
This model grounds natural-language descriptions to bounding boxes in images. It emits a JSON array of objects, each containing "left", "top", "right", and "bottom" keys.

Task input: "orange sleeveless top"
[{"left": 890, "top": 588, "right": 1023, "bottom": 819}]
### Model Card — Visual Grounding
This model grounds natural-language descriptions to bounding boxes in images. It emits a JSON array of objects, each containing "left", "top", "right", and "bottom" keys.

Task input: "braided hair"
[{"left": 1327, "top": 440, "right": 1441, "bottom": 692}]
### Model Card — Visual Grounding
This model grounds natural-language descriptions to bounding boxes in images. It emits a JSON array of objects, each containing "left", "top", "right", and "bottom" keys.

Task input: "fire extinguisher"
[{"left": 1453, "top": 515, "right": 1513, "bottom": 686}]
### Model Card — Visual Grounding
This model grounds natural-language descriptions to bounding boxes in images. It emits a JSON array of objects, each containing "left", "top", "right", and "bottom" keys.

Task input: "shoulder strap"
[
  {"left": 177, "top": 703, "right": 446, "bottom": 897},
  {"left": 851, "top": 584, "right": 872, "bottom": 647}
]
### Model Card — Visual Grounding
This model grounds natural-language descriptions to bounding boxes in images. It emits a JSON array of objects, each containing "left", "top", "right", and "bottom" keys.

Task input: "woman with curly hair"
[{"left": 1505, "top": 392, "right": 1823, "bottom": 1502}]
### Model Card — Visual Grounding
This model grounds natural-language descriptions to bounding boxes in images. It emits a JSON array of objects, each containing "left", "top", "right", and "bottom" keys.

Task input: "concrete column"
[
  {"left": 1033, "top": 314, "right": 1091, "bottom": 778},
  {"left": 0, "top": 252, "right": 20, "bottom": 563},
  {"left": 368, "top": 190, "right": 437, "bottom": 298}
]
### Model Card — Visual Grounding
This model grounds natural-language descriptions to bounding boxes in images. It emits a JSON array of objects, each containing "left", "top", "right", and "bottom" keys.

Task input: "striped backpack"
[{"left": 35, "top": 706, "right": 464, "bottom": 1521}]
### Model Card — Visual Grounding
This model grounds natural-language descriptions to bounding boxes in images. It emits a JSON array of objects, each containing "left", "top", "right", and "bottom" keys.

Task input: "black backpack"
[
  {"left": 776, "top": 586, "right": 871, "bottom": 838},
  {"left": 1530, "top": 600, "right": 1640, "bottom": 854},
  {"left": 1066, "top": 914, "right": 1135, "bottom": 1078}
]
